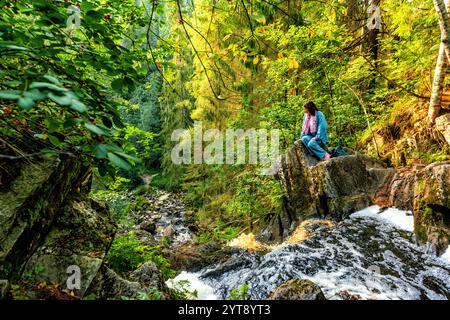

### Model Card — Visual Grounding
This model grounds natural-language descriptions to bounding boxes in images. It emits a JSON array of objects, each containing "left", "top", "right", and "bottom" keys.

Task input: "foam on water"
[
  {"left": 168, "top": 206, "right": 450, "bottom": 300},
  {"left": 440, "top": 247, "right": 450, "bottom": 264},
  {"left": 351, "top": 205, "right": 414, "bottom": 232},
  {"left": 166, "top": 271, "right": 218, "bottom": 300}
]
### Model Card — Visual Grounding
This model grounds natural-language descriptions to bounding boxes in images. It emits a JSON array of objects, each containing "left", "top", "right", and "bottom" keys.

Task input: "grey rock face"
[
  {"left": 266, "top": 142, "right": 393, "bottom": 242},
  {"left": 129, "top": 262, "right": 162, "bottom": 288},
  {"left": 86, "top": 264, "right": 167, "bottom": 300},
  {"left": 21, "top": 196, "right": 117, "bottom": 297}
]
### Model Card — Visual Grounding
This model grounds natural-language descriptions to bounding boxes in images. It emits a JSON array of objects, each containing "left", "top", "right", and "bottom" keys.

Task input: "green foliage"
[
  {"left": 415, "top": 147, "right": 450, "bottom": 164},
  {"left": 90, "top": 190, "right": 130, "bottom": 223},
  {"left": 195, "top": 232, "right": 213, "bottom": 244},
  {"left": 0, "top": 1, "right": 151, "bottom": 173},
  {"left": 10, "top": 284, "right": 29, "bottom": 300},
  {"left": 128, "top": 195, "right": 154, "bottom": 213},
  {"left": 2, "top": 0, "right": 446, "bottom": 258},
  {"left": 106, "top": 233, "right": 175, "bottom": 279},
  {"left": 22, "top": 265, "right": 45, "bottom": 281},
  {"left": 82, "top": 293, "right": 97, "bottom": 300},
  {"left": 227, "top": 283, "right": 249, "bottom": 300},
  {"left": 226, "top": 171, "right": 283, "bottom": 221},
  {"left": 169, "top": 280, "right": 198, "bottom": 300}
]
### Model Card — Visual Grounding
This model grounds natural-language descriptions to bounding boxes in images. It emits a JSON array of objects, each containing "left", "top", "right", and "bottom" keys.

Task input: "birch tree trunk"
[
  {"left": 434, "top": 0, "right": 450, "bottom": 61},
  {"left": 428, "top": 43, "right": 447, "bottom": 123},
  {"left": 429, "top": 0, "right": 450, "bottom": 123}
]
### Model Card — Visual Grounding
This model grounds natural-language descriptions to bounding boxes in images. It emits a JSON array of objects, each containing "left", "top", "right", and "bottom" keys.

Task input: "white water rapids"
[{"left": 167, "top": 206, "right": 450, "bottom": 300}]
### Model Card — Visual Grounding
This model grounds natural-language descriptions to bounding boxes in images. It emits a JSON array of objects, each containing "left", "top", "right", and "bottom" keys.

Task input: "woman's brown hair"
[{"left": 303, "top": 101, "right": 318, "bottom": 116}]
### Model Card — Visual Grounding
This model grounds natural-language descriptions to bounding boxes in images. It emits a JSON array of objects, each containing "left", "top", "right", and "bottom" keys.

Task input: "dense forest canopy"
[{"left": 1, "top": 0, "right": 449, "bottom": 244}]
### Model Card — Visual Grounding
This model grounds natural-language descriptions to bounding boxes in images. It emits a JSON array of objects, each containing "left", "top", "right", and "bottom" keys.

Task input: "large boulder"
[
  {"left": 413, "top": 162, "right": 449, "bottom": 254},
  {"left": 0, "top": 154, "right": 95, "bottom": 281},
  {"left": 0, "top": 150, "right": 117, "bottom": 299},
  {"left": 309, "top": 153, "right": 393, "bottom": 219},
  {"left": 86, "top": 263, "right": 168, "bottom": 300},
  {"left": 267, "top": 279, "right": 326, "bottom": 300},
  {"left": 129, "top": 262, "right": 163, "bottom": 288},
  {"left": 264, "top": 142, "right": 393, "bottom": 241},
  {"left": 21, "top": 196, "right": 117, "bottom": 297}
]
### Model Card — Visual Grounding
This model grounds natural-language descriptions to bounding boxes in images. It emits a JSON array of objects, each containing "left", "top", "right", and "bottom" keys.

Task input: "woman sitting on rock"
[{"left": 300, "top": 101, "right": 331, "bottom": 161}]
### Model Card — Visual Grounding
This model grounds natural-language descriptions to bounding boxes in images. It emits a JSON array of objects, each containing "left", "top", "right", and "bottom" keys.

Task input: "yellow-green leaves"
[
  {"left": 255, "top": 16, "right": 266, "bottom": 25},
  {"left": 288, "top": 59, "right": 300, "bottom": 69}
]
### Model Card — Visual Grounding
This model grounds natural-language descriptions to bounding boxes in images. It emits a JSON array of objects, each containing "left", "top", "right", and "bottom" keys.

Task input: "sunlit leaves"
[
  {"left": 255, "top": 16, "right": 266, "bottom": 25},
  {"left": 288, "top": 59, "right": 299, "bottom": 69}
]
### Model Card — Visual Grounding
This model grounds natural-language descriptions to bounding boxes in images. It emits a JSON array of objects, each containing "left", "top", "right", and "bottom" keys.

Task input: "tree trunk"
[
  {"left": 367, "top": 0, "right": 381, "bottom": 90},
  {"left": 428, "top": 43, "right": 447, "bottom": 123},
  {"left": 429, "top": 0, "right": 450, "bottom": 123},
  {"left": 433, "top": 0, "right": 450, "bottom": 61}
]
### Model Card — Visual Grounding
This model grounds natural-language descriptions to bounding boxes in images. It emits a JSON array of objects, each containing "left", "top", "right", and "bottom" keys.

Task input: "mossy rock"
[{"left": 267, "top": 279, "right": 326, "bottom": 300}]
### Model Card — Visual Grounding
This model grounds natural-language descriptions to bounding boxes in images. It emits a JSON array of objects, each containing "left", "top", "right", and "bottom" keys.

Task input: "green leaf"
[
  {"left": 43, "top": 75, "right": 61, "bottom": 85},
  {"left": 17, "top": 96, "right": 34, "bottom": 110},
  {"left": 107, "top": 152, "right": 132, "bottom": 170},
  {"left": 114, "top": 152, "right": 140, "bottom": 163},
  {"left": 24, "top": 89, "right": 47, "bottom": 101},
  {"left": 93, "top": 144, "right": 108, "bottom": 159},
  {"left": 84, "top": 122, "right": 105, "bottom": 135},
  {"left": 81, "top": 1, "right": 97, "bottom": 12},
  {"left": 0, "top": 90, "right": 21, "bottom": 100},
  {"left": 34, "top": 133, "right": 47, "bottom": 140},
  {"left": 29, "top": 82, "right": 67, "bottom": 92},
  {"left": 63, "top": 117, "right": 78, "bottom": 128},
  {"left": 3, "top": 45, "right": 28, "bottom": 51},
  {"left": 48, "top": 92, "right": 72, "bottom": 106},
  {"left": 111, "top": 79, "right": 124, "bottom": 92},
  {"left": 44, "top": 118, "right": 61, "bottom": 132},
  {"left": 71, "top": 100, "right": 87, "bottom": 112},
  {"left": 48, "top": 135, "right": 62, "bottom": 147}
]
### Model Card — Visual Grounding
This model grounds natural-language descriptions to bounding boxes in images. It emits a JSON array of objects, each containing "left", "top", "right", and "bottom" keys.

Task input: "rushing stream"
[{"left": 168, "top": 206, "right": 450, "bottom": 300}]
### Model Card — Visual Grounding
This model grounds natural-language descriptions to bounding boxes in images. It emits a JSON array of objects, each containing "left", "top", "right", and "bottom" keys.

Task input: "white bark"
[
  {"left": 428, "top": 43, "right": 447, "bottom": 123},
  {"left": 429, "top": 0, "right": 450, "bottom": 123},
  {"left": 433, "top": 0, "right": 450, "bottom": 62}
]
